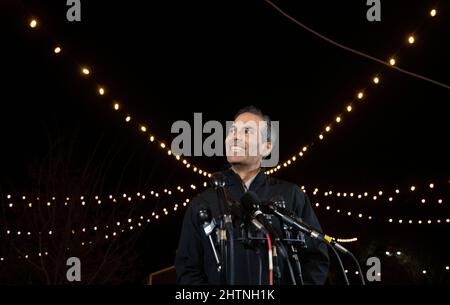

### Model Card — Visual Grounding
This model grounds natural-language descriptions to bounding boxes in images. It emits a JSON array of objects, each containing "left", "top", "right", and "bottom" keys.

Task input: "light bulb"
[{"left": 29, "top": 19, "right": 38, "bottom": 28}]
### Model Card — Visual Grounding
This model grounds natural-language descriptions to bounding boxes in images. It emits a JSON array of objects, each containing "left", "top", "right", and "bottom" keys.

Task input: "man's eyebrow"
[{"left": 233, "top": 121, "right": 258, "bottom": 127}]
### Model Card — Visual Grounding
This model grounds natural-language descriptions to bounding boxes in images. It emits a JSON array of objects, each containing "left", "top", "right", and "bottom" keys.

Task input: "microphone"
[
  {"left": 240, "top": 191, "right": 281, "bottom": 240},
  {"left": 262, "top": 199, "right": 350, "bottom": 254},
  {"left": 210, "top": 172, "right": 226, "bottom": 189},
  {"left": 264, "top": 196, "right": 365, "bottom": 284},
  {"left": 209, "top": 172, "right": 235, "bottom": 284},
  {"left": 198, "top": 206, "right": 217, "bottom": 236},
  {"left": 197, "top": 205, "right": 222, "bottom": 271},
  {"left": 240, "top": 191, "right": 297, "bottom": 285}
]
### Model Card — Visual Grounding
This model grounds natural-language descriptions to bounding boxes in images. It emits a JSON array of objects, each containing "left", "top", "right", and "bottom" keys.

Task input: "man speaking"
[{"left": 175, "top": 106, "right": 329, "bottom": 284}]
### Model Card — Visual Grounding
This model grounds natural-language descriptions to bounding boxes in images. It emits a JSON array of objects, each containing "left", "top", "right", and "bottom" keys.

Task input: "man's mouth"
[{"left": 230, "top": 145, "right": 245, "bottom": 152}]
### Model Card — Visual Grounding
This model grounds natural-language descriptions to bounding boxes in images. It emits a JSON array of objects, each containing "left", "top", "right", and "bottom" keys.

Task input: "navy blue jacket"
[{"left": 175, "top": 169, "right": 329, "bottom": 284}]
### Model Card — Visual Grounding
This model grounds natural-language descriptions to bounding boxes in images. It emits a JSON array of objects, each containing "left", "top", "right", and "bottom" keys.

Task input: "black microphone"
[
  {"left": 209, "top": 172, "right": 235, "bottom": 284},
  {"left": 240, "top": 191, "right": 281, "bottom": 240},
  {"left": 263, "top": 196, "right": 365, "bottom": 284},
  {"left": 262, "top": 199, "right": 350, "bottom": 254},
  {"left": 210, "top": 172, "right": 226, "bottom": 189},
  {"left": 198, "top": 205, "right": 221, "bottom": 271},
  {"left": 198, "top": 206, "right": 217, "bottom": 236},
  {"left": 240, "top": 191, "right": 297, "bottom": 285}
]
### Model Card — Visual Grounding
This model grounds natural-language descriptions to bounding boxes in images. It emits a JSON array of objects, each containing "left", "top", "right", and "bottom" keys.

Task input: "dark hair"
[{"left": 234, "top": 105, "right": 272, "bottom": 143}]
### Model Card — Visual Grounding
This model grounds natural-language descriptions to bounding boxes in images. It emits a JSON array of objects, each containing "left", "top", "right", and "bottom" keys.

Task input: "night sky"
[{"left": 0, "top": 0, "right": 449, "bottom": 284}]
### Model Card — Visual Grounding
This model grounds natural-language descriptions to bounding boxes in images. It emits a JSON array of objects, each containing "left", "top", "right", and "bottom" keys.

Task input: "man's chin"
[{"left": 226, "top": 156, "right": 247, "bottom": 164}]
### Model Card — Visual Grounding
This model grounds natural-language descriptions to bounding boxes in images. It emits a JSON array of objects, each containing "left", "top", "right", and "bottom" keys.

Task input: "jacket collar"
[{"left": 223, "top": 167, "right": 267, "bottom": 191}]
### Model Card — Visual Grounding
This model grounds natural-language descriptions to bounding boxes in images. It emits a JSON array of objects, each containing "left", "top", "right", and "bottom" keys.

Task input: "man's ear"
[{"left": 260, "top": 141, "right": 273, "bottom": 157}]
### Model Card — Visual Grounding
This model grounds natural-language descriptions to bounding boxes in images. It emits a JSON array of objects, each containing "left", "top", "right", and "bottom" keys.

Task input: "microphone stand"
[
  {"left": 283, "top": 224, "right": 304, "bottom": 285},
  {"left": 211, "top": 173, "right": 235, "bottom": 285},
  {"left": 267, "top": 216, "right": 282, "bottom": 285},
  {"left": 198, "top": 208, "right": 222, "bottom": 273}
]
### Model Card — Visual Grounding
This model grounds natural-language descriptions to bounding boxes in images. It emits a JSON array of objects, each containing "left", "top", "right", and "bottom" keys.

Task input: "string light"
[
  {"left": 314, "top": 197, "right": 449, "bottom": 225},
  {"left": 24, "top": 17, "right": 212, "bottom": 178},
  {"left": 266, "top": 2, "right": 440, "bottom": 176},
  {"left": 25, "top": 12, "right": 443, "bottom": 188}
]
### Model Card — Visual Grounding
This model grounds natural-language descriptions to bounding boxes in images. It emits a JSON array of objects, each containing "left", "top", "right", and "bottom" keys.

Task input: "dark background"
[{"left": 0, "top": 0, "right": 449, "bottom": 284}]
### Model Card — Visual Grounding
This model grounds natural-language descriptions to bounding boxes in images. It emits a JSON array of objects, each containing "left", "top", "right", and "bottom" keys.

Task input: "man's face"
[{"left": 225, "top": 112, "right": 272, "bottom": 166}]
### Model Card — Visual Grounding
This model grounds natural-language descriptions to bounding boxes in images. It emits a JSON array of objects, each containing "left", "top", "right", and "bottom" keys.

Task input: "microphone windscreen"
[
  {"left": 240, "top": 191, "right": 261, "bottom": 213},
  {"left": 197, "top": 204, "right": 211, "bottom": 225},
  {"left": 210, "top": 172, "right": 226, "bottom": 188}
]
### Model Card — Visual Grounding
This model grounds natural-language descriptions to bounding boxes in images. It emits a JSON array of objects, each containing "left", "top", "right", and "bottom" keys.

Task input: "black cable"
[
  {"left": 225, "top": 220, "right": 235, "bottom": 285},
  {"left": 220, "top": 186, "right": 236, "bottom": 285},
  {"left": 329, "top": 245, "right": 350, "bottom": 285},
  {"left": 256, "top": 248, "right": 263, "bottom": 285},
  {"left": 290, "top": 245, "right": 304, "bottom": 285},
  {"left": 219, "top": 220, "right": 227, "bottom": 284},
  {"left": 349, "top": 252, "right": 365, "bottom": 285},
  {"left": 276, "top": 241, "right": 297, "bottom": 285}
]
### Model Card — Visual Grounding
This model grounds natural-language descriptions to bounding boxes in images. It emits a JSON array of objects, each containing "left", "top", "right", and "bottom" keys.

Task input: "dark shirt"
[{"left": 175, "top": 169, "right": 329, "bottom": 284}]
